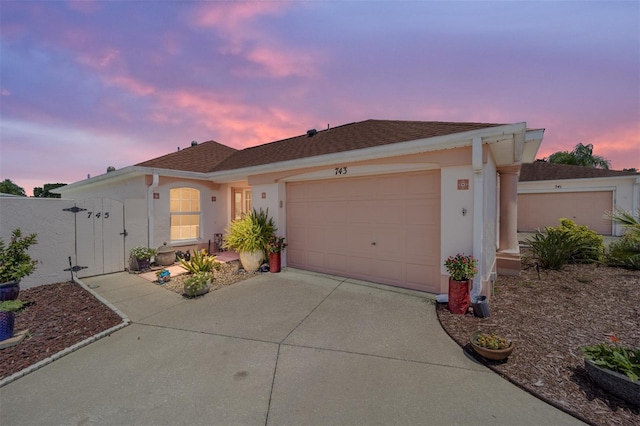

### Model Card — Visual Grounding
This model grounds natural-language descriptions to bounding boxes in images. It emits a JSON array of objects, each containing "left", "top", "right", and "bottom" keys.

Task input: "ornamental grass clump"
[
  {"left": 179, "top": 249, "right": 221, "bottom": 274},
  {"left": 581, "top": 337, "right": 640, "bottom": 382},
  {"left": 444, "top": 253, "right": 477, "bottom": 281},
  {"left": 526, "top": 219, "right": 603, "bottom": 270}
]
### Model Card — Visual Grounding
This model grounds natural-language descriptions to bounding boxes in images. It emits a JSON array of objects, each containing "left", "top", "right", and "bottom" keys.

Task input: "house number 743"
[{"left": 335, "top": 167, "right": 347, "bottom": 175}]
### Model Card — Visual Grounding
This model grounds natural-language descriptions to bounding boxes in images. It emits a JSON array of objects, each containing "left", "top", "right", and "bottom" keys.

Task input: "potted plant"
[
  {"left": 266, "top": 236, "right": 287, "bottom": 273},
  {"left": 129, "top": 246, "right": 157, "bottom": 271},
  {"left": 0, "top": 229, "right": 38, "bottom": 301},
  {"left": 580, "top": 337, "right": 640, "bottom": 406},
  {"left": 0, "top": 299, "right": 26, "bottom": 341},
  {"left": 444, "top": 253, "right": 477, "bottom": 314},
  {"left": 183, "top": 271, "right": 213, "bottom": 298},
  {"left": 469, "top": 331, "right": 514, "bottom": 361},
  {"left": 222, "top": 208, "right": 276, "bottom": 272}
]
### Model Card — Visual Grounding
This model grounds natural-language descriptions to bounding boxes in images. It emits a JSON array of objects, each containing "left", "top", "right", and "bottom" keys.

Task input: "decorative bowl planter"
[
  {"left": 584, "top": 359, "right": 640, "bottom": 407},
  {"left": 240, "top": 250, "right": 264, "bottom": 272},
  {"left": 470, "top": 331, "right": 514, "bottom": 361},
  {"left": 155, "top": 244, "right": 175, "bottom": 266}
]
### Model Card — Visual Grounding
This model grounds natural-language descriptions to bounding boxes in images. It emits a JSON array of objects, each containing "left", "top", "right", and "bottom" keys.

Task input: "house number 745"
[{"left": 335, "top": 167, "right": 347, "bottom": 175}]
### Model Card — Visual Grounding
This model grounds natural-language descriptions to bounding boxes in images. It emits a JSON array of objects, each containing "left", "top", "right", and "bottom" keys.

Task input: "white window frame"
[{"left": 170, "top": 187, "right": 201, "bottom": 243}]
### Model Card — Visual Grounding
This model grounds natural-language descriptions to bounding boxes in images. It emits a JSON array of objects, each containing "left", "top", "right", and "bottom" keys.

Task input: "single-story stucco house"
[
  {"left": 518, "top": 162, "right": 640, "bottom": 236},
  {"left": 56, "top": 119, "right": 545, "bottom": 297}
]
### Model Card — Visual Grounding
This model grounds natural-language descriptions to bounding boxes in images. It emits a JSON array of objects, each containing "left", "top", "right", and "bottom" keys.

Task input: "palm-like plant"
[
  {"left": 548, "top": 143, "right": 611, "bottom": 169},
  {"left": 606, "top": 209, "right": 640, "bottom": 270}
]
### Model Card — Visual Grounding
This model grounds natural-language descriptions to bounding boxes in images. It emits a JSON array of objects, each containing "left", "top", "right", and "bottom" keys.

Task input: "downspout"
[
  {"left": 472, "top": 136, "right": 483, "bottom": 300},
  {"left": 147, "top": 173, "right": 159, "bottom": 249}
]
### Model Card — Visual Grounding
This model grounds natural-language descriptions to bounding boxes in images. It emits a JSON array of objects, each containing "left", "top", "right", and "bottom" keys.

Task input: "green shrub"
[
  {"left": 222, "top": 208, "right": 276, "bottom": 253},
  {"left": 606, "top": 235, "right": 640, "bottom": 270},
  {"left": 526, "top": 219, "right": 603, "bottom": 270},
  {"left": 179, "top": 249, "right": 221, "bottom": 274},
  {"left": 605, "top": 209, "right": 640, "bottom": 270}
]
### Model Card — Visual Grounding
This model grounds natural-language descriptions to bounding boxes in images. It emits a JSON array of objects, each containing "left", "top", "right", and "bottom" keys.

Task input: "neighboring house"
[
  {"left": 56, "top": 119, "right": 545, "bottom": 296},
  {"left": 518, "top": 162, "right": 640, "bottom": 236}
]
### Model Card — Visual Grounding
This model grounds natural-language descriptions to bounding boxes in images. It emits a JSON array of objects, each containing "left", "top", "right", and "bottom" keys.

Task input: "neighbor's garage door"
[
  {"left": 518, "top": 191, "right": 613, "bottom": 235},
  {"left": 286, "top": 170, "right": 440, "bottom": 293}
]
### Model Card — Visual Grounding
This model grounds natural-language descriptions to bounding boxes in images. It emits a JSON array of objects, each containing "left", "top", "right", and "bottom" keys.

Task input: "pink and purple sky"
[{"left": 1, "top": 1, "right": 638, "bottom": 196}]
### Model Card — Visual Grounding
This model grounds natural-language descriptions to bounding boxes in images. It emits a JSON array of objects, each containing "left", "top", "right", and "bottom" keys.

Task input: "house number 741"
[{"left": 335, "top": 167, "right": 347, "bottom": 175}]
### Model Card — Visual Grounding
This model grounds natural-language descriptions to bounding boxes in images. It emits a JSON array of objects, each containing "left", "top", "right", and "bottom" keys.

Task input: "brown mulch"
[
  {"left": 437, "top": 262, "right": 640, "bottom": 426},
  {"left": 0, "top": 281, "right": 123, "bottom": 380}
]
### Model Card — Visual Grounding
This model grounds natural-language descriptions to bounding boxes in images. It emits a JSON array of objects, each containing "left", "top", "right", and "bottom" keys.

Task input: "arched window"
[{"left": 170, "top": 187, "right": 200, "bottom": 241}]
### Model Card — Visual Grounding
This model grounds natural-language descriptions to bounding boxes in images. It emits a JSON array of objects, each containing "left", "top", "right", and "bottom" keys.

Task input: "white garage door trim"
[{"left": 286, "top": 170, "right": 441, "bottom": 293}]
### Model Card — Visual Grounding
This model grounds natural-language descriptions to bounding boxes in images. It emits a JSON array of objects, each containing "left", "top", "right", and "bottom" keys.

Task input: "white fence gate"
[{"left": 72, "top": 198, "right": 126, "bottom": 278}]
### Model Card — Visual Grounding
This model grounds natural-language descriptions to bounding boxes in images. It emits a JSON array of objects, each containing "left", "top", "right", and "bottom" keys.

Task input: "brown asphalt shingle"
[
  {"left": 519, "top": 161, "right": 638, "bottom": 181},
  {"left": 211, "top": 119, "right": 504, "bottom": 171},
  {"left": 136, "top": 140, "right": 237, "bottom": 173}
]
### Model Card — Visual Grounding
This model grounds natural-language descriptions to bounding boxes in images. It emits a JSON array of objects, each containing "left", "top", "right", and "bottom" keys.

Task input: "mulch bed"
[
  {"left": 0, "top": 282, "right": 123, "bottom": 381},
  {"left": 437, "top": 263, "right": 640, "bottom": 426}
]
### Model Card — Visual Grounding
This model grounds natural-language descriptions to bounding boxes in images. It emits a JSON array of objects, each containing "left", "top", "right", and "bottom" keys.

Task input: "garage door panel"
[
  {"left": 406, "top": 264, "right": 437, "bottom": 292},
  {"left": 287, "top": 170, "right": 440, "bottom": 292},
  {"left": 406, "top": 174, "right": 440, "bottom": 195},
  {"left": 518, "top": 191, "right": 612, "bottom": 235}
]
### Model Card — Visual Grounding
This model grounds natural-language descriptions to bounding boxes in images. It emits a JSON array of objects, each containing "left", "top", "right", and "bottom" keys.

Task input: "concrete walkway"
[{"left": 0, "top": 270, "right": 584, "bottom": 425}]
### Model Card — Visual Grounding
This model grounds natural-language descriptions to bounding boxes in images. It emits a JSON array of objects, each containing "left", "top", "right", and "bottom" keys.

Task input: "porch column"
[{"left": 498, "top": 166, "right": 520, "bottom": 253}]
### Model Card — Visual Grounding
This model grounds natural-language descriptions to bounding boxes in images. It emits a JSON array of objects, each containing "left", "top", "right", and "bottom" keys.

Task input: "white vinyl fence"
[{"left": 0, "top": 197, "right": 76, "bottom": 289}]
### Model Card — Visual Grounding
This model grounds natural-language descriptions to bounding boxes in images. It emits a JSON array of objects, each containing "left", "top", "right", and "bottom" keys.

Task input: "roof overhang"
[
  {"left": 209, "top": 123, "right": 536, "bottom": 182},
  {"left": 53, "top": 166, "right": 212, "bottom": 194},
  {"left": 55, "top": 122, "right": 547, "bottom": 191}
]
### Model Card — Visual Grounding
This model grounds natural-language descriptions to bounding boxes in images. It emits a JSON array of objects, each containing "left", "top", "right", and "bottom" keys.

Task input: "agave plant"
[{"left": 179, "top": 249, "right": 221, "bottom": 274}]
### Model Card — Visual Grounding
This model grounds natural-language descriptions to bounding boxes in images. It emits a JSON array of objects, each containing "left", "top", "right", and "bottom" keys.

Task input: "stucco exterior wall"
[
  {"left": 440, "top": 165, "right": 475, "bottom": 292},
  {"left": 151, "top": 177, "right": 227, "bottom": 251},
  {"left": 518, "top": 175, "right": 640, "bottom": 236},
  {"left": 0, "top": 197, "right": 76, "bottom": 288}
]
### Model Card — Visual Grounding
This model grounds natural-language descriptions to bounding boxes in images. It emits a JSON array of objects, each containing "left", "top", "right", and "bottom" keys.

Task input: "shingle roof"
[
  {"left": 136, "top": 140, "right": 237, "bottom": 173},
  {"left": 519, "top": 161, "right": 638, "bottom": 181},
  {"left": 211, "top": 119, "right": 504, "bottom": 172}
]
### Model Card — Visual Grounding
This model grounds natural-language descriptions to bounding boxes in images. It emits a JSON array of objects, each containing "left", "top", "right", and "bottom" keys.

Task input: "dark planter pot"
[
  {"left": 0, "top": 311, "right": 16, "bottom": 341},
  {"left": 585, "top": 359, "right": 640, "bottom": 407},
  {"left": 0, "top": 280, "right": 20, "bottom": 302},
  {"left": 448, "top": 278, "right": 470, "bottom": 314},
  {"left": 269, "top": 252, "right": 281, "bottom": 273},
  {"left": 129, "top": 256, "right": 151, "bottom": 271}
]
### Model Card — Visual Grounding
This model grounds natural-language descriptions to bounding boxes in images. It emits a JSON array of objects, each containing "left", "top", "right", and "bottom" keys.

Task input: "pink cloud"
[{"left": 106, "top": 75, "right": 155, "bottom": 96}]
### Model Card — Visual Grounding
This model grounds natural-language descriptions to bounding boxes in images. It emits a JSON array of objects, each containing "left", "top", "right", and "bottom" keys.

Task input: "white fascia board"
[
  {"left": 521, "top": 130, "right": 544, "bottom": 164},
  {"left": 53, "top": 166, "right": 211, "bottom": 194},
  {"left": 209, "top": 123, "right": 528, "bottom": 182}
]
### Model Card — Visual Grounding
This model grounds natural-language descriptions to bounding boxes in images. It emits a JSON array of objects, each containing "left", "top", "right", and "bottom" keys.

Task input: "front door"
[{"left": 232, "top": 188, "right": 252, "bottom": 220}]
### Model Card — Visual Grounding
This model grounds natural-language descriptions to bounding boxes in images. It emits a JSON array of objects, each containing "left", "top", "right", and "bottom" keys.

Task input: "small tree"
[
  {"left": 0, "top": 179, "right": 26, "bottom": 196},
  {"left": 33, "top": 183, "right": 66, "bottom": 198},
  {"left": 547, "top": 143, "right": 611, "bottom": 169}
]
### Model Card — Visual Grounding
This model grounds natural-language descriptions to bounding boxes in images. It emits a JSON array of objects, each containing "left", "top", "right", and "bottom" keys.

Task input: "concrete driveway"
[{"left": 0, "top": 269, "right": 583, "bottom": 425}]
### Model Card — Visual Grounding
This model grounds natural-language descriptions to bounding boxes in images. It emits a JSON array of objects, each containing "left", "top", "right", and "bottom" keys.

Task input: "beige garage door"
[
  {"left": 286, "top": 170, "right": 441, "bottom": 293},
  {"left": 518, "top": 191, "right": 613, "bottom": 235}
]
